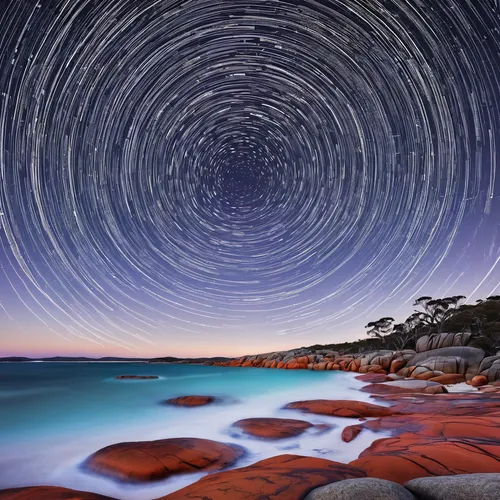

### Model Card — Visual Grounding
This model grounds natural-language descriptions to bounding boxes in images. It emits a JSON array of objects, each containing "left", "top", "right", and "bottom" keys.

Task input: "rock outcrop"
[
  {"left": 157, "top": 454, "right": 366, "bottom": 499},
  {"left": 86, "top": 438, "right": 245, "bottom": 482},
  {"left": 114, "top": 375, "right": 159, "bottom": 380},
  {"left": 159, "top": 340, "right": 500, "bottom": 383},
  {"left": 415, "top": 333, "right": 472, "bottom": 353},
  {"left": 283, "top": 400, "right": 394, "bottom": 418},
  {"left": 0, "top": 487, "right": 116, "bottom": 499}
]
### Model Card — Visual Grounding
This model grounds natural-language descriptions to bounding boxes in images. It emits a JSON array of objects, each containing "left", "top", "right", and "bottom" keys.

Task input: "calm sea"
[{"left": 0, "top": 362, "right": 383, "bottom": 499}]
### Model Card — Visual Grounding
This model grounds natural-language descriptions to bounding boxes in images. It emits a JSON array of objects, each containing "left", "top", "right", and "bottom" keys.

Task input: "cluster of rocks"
[{"left": 183, "top": 332, "right": 500, "bottom": 389}]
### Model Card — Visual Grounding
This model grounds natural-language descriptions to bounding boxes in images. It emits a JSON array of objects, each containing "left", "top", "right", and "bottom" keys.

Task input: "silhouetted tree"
[
  {"left": 413, "top": 295, "right": 466, "bottom": 333},
  {"left": 365, "top": 317, "right": 395, "bottom": 345}
]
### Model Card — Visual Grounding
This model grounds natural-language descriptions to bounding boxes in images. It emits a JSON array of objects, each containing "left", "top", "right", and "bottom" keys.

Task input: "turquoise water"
[{"left": 0, "top": 363, "right": 382, "bottom": 499}]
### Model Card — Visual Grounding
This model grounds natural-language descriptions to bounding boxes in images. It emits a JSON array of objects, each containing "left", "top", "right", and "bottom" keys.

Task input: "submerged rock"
[
  {"left": 163, "top": 395, "right": 215, "bottom": 406},
  {"left": 114, "top": 375, "right": 158, "bottom": 380},
  {"left": 86, "top": 437, "right": 245, "bottom": 482},
  {"left": 157, "top": 454, "right": 366, "bottom": 499}
]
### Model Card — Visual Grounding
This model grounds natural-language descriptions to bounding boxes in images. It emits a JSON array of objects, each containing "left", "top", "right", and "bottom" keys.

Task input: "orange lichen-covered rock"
[
  {"left": 232, "top": 418, "right": 315, "bottom": 439},
  {"left": 471, "top": 375, "right": 488, "bottom": 387},
  {"left": 428, "top": 373, "right": 465, "bottom": 384},
  {"left": 367, "top": 364, "right": 386, "bottom": 373},
  {"left": 159, "top": 454, "right": 366, "bottom": 500},
  {"left": 163, "top": 396, "right": 215, "bottom": 407},
  {"left": 277, "top": 361, "right": 286, "bottom": 368},
  {"left": 360, "top": 380, "right": 447, "bottom": 395},
  {"left": 350, "top": 435, "right": 500, "bottom": 484},
  {"left": 314, "top": 362, "right": 327, "bottom": 371},
  {"left": 362, "top": 414, "right": 500, "bottom": 440},
  {"left": 283, "top": 400, "right": 394, "bottom": 418},
  {"left": 374, "top": 392, "right": 500, "bottom": 416},
  {"left": 390, "top": 359, "right": 406, "bottom": 373},
  {"left": 241, "top": 360, "right": 253, "bottom": 367},
  {"left": 86, "top": 438, "right": 245, "bottom": 482},
  {"left": 350, "top": 359, "right": 361, "bottom": 372},
  {"left": 355, "top": 373, "right": 392, "bottom": 383},
  {"left": 342, "top": 424, "right": 364, "bottom": 443},
  {"left": 0, "top": 486, "right": 116, "bottom": 500}
]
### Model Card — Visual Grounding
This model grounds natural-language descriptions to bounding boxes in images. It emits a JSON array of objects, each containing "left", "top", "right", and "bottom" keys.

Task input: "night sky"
[{"left": 1, "top": 0, "right": 499, "bottom": 358}]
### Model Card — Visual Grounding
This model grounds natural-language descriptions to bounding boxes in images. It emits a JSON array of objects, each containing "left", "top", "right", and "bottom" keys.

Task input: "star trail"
[{"left": 0, "top": 0, "right": 499, "bottom": 355}]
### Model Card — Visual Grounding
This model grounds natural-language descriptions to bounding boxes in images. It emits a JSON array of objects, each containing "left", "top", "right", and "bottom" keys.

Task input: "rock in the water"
[
  {"left": 350, "top": 435, "right": 500, "bottom": 484},
  {"left": 0, "top": 486, "right": 116, "bottom": 499},
  {"left": 355, "top": 373, "right": 392, "bottom": 383},
  {"left": 157, "top": 454, "right": 366, "bottom": 499},
  {"left": 342, "top": 424, "right": 364, "bottom": 443},
  {"left": 232, "top": 417, "right": 315, "bottom": 439},
  {"left": 471, "top": 375, "right": 488, "bottom": 387},
  {"left": 163, "top": 395, "right": 215, "bottom": 406},
  {"left": 86, "top": 437, "right": 245, "bottom": 482},
  {"left": 305, "top": 478, "right": 416, "bottom": 500},
  {"left": 404, "top": 473, "right": 500, "bottom": 500},
  {"left": 283, "top": 400, "right": 393, "bottom": 418},
  {"left": 360, "top": 380, "right": 447, "bottom": 395},
  {"left": 114, "top": 375, "right": 159, "bottom": 380}
]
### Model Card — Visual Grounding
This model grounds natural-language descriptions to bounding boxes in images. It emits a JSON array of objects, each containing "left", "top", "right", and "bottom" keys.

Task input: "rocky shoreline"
[
  {"left": 159, "top": 332, "right": 500, "bottom": 392},
  {"left": 1, "top": 333, "right": 499, "bottom": 499}
]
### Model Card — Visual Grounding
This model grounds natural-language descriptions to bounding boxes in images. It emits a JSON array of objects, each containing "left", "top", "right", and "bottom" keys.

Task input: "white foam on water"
[{"left": 0, "top": 370, "right": 390, "bottom": 499}]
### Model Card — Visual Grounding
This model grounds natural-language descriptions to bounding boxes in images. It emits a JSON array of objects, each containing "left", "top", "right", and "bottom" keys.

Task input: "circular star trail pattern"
[{"left": 0, "top": 0, "right": 499, "bottom": 347}]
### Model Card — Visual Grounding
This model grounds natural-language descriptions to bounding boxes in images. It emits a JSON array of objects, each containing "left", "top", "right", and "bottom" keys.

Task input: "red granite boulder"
[
  {"left": 360, "top": 379, "right": 447, "bottom": 395},
  {"left": 342, "top": 424, "right": 364, "bottom": 443},
  {"left": 350, "top": 435, "right": 500, "bottom": 484},
  {"left": 283, "top": 400, "right": 394, "bottom": 418},
  {"left": 0, "top": 486, "right": 116, "bottom": 499},
  {"left": 86, "top": 437, "right": 245, "bottom": 482},
  {"left": 232, "top": 418, "right": 320, "bottom": 439},
  {"left": 158, "top": 454, "right": 366, "bottom": 499}
]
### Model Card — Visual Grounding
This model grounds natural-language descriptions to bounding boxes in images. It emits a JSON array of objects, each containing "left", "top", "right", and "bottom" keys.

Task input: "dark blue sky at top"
[{"left": 0, "top": 0, "right": 499, "bottom": 357}]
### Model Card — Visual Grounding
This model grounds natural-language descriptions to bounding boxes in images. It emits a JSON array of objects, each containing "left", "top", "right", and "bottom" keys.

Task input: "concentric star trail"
[{"left": 0, "top": 0, "right": 499, "bottom": 352}]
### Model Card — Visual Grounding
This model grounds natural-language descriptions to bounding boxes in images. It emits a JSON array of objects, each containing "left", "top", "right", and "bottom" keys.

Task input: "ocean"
[{"left": 0, "top": 362, "right": 385, "bottom": 499}]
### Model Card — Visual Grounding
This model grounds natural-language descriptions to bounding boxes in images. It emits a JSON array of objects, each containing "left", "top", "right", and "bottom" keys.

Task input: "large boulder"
[
  {"left": 158, "top": 455, "right": 366, "bottom": 499},
  {"left": 0, "top": 487, "right": 116, "bottom": 499},
  {"left": 305, "top": 478, "right": 416, "bottom": 500},
  {"left": 86, "top": 438, "right": 245, "bottom": 482},
  {"left": 404, "top": 473, "right": 500, "bottom": 500},
  {"left": 360, "top": 380, "right": 447, "bottom": 395},
  {"left": 283, "top": 400, "right": 394, "bottom": 418},
  {"left": 231, "top": 418, "right": 320, "bottom": 439},
  {"left": 350, "top": 435, "right": 500, "bottom": 484},
  {"left": 416, "top": 333, "right": 472, "bottom": 353},
  {"left": 406, "top": 347, "right": 486, "bottom": 378}
]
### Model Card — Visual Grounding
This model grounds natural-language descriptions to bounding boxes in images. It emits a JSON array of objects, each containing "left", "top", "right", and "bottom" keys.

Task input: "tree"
[
  {"left": 365, "top": 317, "right": 395, "bottom": 345},
  {"left": 413, "top": 295, "right": 466, "bottom": 333}
]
